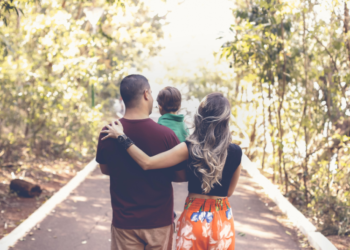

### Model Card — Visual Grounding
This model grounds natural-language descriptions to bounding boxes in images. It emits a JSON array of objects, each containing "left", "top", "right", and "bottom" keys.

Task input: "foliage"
[
  {"left": 169, "top": 64, "right": 237, "bottom": 100},
  {"left": 0, "top": 0, "right": 164, "bottom": 162},
  {"left": 0, "top": 0, "right": 24, "bottom": 26},
  {"left": 220, "top": 0, "right": 350, "bottom": 235}
]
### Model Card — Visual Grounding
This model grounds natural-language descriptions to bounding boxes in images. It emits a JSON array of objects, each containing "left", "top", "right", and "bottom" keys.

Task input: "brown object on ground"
[
  {"left": 0, "top": 158, "right": 89, "bottom": 239},
  {"left": 10, "top": 179, "right": 42, "bottom": 198}
]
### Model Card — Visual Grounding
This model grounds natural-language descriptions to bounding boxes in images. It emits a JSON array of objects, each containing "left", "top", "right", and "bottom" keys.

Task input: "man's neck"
[{"left": 123, "top": 108, "right": 149, "bottom": 120}]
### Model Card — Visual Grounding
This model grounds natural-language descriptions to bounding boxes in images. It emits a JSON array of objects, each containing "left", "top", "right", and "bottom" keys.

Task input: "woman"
[{"left": 101, "top": 93, "right": 242, "bottom": 250}]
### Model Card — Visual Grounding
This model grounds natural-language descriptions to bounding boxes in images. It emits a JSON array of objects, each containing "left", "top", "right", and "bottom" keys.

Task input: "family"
[{"left": 96, "top": 74, "right": 242, "bottom": 250}]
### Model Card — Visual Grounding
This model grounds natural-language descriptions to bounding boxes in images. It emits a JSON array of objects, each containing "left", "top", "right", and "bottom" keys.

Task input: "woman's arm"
[
  {"left": 227, "top": 164, "right": 242, "bottom": 197},
  {"left": 100, "top": 120, "right": 189, "bottom": 170},
  {"left": 126, "top": 142, "right": 188, "bottom": 170}
]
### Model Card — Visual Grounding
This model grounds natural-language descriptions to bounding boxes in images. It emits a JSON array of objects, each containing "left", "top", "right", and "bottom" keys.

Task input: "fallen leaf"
[
  {"left": 82, "top": 241, "right": 87, "bottom": 244},
  {"left": 286, "top": 231, "right": 291, "bottom": 235},
  {"left": 31, "top": 238, "right": 35, "bottom": 241},
  {"left": 47, "top": 229, "right": 52, "bottom": 232}
]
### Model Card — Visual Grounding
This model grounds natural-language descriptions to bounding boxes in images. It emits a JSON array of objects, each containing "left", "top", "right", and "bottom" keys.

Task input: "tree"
[
  {"left": 221, "top": 0, "right": 350, "bottom": 235},
  {"left": 0, "top": 0, "right": 165, "bottom": 162}
]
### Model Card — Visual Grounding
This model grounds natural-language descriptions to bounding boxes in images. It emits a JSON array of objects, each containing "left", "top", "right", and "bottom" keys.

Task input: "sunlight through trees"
[
  {"left": 220, "top": 0, "right": 350, "bottom": 236},
  {"left": 0, "top": 0, "right": 164, "bottom": 161}
]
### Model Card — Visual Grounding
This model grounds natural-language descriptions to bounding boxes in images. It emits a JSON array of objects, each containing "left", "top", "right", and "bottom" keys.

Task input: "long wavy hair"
[{"left": 187, "top": 92, "right": 232, "bottom": 194}]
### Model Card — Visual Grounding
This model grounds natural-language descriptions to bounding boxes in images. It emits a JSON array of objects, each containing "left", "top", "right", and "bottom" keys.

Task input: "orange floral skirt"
[{"left": 175, "top": 197, "right": 235, "bottom": 250}]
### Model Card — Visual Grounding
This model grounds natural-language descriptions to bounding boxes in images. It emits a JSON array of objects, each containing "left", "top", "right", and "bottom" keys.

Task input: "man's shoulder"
[
  {"left": 121, "top": 118, "right": 177, "bottom": 137},
  {"left": 152, "top": 121, "right": 179, "bottom": 138}
]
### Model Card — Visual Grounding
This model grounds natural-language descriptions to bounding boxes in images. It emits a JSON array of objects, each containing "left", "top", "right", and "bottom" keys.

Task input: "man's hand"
[{"left": 100, "top": 120, "right": 125, "bottom": 140}]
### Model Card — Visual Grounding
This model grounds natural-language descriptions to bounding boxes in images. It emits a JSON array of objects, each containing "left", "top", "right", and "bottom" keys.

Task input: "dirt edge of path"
[{"left": 0, "top": 158, "right": 91, "bottom": 240}]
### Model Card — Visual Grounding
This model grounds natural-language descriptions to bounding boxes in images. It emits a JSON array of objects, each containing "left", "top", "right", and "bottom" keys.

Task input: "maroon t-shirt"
[{"left": 96, "top": 118, "right": 184, "bottom": 229}]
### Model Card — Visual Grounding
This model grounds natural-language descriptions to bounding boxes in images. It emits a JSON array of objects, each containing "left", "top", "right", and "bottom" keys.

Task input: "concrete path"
[
  {"left": 12, "top": 167, "right": 301, "bottom": 250},
  {"left": 13, "top": 168, "right": 111, "bottom": 250}
]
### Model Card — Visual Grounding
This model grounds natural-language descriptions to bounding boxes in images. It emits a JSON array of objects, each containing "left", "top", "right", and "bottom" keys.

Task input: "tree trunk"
[
  {"left": 62, "top": 0, "right": 67, "bottom": 9},
  {"left": 344, "top": 3, "right": 350, "bottom": 66},
  {"left": 268, "top": 73, "right": 276, "bottom": 183},
  {"left": 279, "top": 17, "right": 288, "bottom": 193},
  {"left": 247, "top": 111, "right": 258, "bottom": 159},
  {"left": 259, "top": 79, "right": 267, "bottom": 170},
  {"left": 76, "top": 3, "right": 83, "bottom": 20},
  {"left": 302, "top": 8, "right": 310, "bottom": 207},
  {"left": 0, "top": 118, "right": 2, "bottom": 139},
  {"left": 303, "top": 126, "right": 310, "bottom": 206}
]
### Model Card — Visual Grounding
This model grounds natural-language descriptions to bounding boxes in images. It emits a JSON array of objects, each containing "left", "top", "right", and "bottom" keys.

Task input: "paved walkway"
[{"left": 13, "top": 167, "right": 301, "bottom": 250}]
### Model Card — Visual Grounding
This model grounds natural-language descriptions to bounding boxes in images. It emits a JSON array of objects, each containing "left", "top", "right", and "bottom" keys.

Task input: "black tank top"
[{"left": 185, "top": 141, "right": 242, "bottom": 197}]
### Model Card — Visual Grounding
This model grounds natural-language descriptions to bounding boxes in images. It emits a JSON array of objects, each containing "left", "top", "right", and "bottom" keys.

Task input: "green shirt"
[{"left": 158, "top": 113, "right": 189, "bottom": 142}]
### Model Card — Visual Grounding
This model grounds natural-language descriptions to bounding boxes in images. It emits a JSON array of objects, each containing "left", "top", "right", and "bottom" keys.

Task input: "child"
[
  {"left": 157, "top": 86, "right": 189, "bottom": 225},
  {"left": 157, "top": 86, "right": 189, "bottom": 142}
]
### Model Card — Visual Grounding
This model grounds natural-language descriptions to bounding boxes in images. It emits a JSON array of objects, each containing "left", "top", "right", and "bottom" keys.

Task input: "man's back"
[{"left": 96, "top": 118, "right": 181, "bottom": 229}]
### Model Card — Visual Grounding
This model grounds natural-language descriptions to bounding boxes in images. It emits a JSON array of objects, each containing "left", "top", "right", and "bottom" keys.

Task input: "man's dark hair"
[
  {"left": 120, "top": 75, "right": 150, "bottom": 108},
  {"left": 156, "top": 86, "right": 182, "bottom": 112}
]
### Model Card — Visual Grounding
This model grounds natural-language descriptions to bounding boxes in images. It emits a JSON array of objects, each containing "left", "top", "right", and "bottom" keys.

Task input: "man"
[{"left": 96, "top": 74, "right": 186, "bottom": 250}]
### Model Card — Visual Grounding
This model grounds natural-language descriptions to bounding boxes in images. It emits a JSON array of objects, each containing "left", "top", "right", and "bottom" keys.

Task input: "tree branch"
[{"left": 308, "top": 30, "right": 339, "bottom": 72}]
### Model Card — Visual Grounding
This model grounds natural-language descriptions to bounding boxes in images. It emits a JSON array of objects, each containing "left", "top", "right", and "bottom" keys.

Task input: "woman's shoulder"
[{"left": 228, "top": 143, "right": 242, "bottom": 157}]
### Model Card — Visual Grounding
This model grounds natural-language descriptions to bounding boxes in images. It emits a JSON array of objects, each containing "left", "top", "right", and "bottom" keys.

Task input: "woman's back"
[
  {"left": 185, "top": 142, "right": 242, "bottom": 197},
  {"left": 176, "top": 142, "right": 241, "bottom": 250}
]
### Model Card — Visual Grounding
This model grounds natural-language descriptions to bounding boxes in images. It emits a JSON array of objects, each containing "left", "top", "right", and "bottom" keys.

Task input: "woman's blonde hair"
[{"left": 187, "top": 92, "right": 232, "bottom": 193}]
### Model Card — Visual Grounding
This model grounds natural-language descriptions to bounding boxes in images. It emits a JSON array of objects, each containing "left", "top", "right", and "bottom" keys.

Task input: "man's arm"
[
  {"left": 99, "top": 164, "right": 110, "bottom": 176},
  {"left": 97, "top": 126, "right": 110, "bottom": 175}
]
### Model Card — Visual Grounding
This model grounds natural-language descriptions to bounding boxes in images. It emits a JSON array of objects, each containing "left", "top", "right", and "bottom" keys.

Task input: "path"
[
  {"left": 12, "top": 166, "right": 301, "bottom": 250},
  {"left": 11, "top": 113, "right": 302, "bottom": 249}
]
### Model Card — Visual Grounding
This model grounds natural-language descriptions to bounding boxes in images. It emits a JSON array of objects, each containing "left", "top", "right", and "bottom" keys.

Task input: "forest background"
[{"left": 0, "top": 0, "right": 349, "bottom": 241}]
